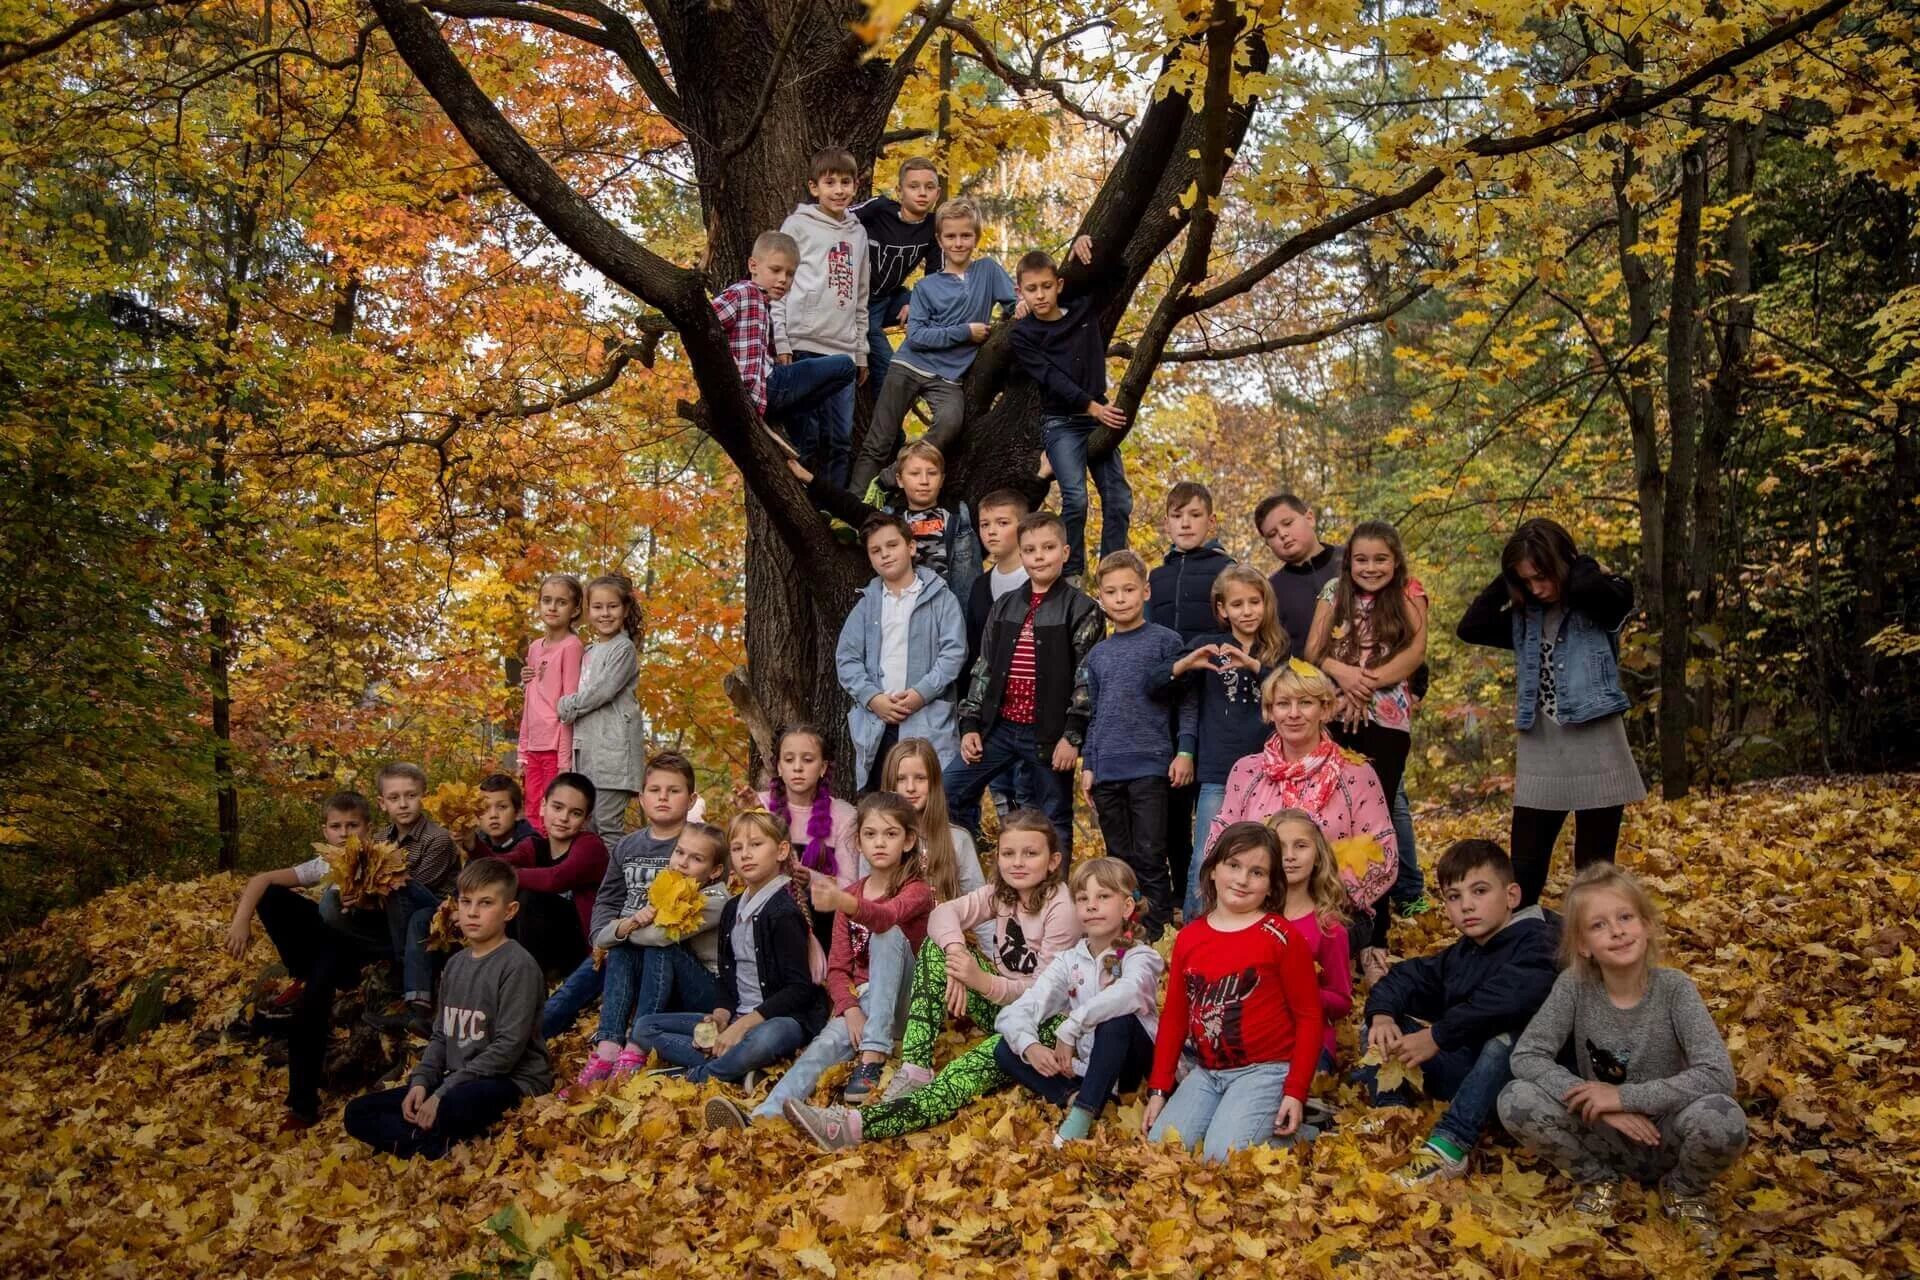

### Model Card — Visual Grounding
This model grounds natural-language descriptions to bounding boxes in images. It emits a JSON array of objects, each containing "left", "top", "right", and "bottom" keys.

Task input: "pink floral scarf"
[{"left": 1256, "top": 731, "right": 1344, "bottom": 817}]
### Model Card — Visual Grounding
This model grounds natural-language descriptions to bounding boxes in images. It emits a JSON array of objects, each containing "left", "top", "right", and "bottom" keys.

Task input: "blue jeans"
[
  {"left": 1387, "top": 781, "right": 1424, "bottom": 905},
  {"left": 753, "top": 930, "right": 911, "bottom": 1118},
  {"left": 1353, "top": 1017, "right": 1513, "bottom": 1153},
  {"left": 945, "top": 720, "right": 1077, "bottom": 856},
  {"left": 384, "top": 881, "right": 442, "bottom": 1002},
  {"left": 541, "top": 955, "right": 604, "bottom": 1040},
  {"left": 867, "top": 293, "right": 905, "bottom": 387},
  {"left": 781, "top": 350, "right": 858, "bottom": 488},
  {"left": 1184, "top": 782, "right": 1228, "bottom": 921},
  {"left": 1042, "top": 414, "right": 1133, "bottom": 579},
  {"left": 988, "top": 758, "right": 1036, "bottom": 817},
  {"left": 1149, "top": 1061, "right": 1294, "bottom": 1162},
  {"left": 595, "top": 942, "right": 719, "bottom": 1047},
  {"left": 993, "top": 1012, "right": 1154, "bottom": 1115},
  {"left": 631, "top": 1010, "right": 808, "bottom": 1083}
]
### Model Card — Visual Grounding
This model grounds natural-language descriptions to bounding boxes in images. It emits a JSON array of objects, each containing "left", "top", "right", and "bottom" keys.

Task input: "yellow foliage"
[
  {"left": 2, "top": 781, "right": 1917, "bottom": 1275},
  {"left": 425, "top": 782, "right": 486, "bottom": 839},
  {"left": 314, "top": 834, "right": 409, "bottom": 908},
  {"left": 646, "top": 868, "right": 709, "bottom": 939}
]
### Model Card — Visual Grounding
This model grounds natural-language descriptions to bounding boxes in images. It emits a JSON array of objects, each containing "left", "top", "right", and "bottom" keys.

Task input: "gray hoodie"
[{"left": 772, "top": 202, "right": 871, "bottom": 363}]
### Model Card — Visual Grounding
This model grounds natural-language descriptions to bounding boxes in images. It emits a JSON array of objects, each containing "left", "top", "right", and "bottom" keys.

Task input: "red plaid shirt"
[{"left": 713, "top": 280, "right": 772, "bottom": 411}]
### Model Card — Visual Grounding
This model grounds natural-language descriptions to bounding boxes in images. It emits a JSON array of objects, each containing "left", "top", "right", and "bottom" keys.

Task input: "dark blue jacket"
[
  {"left": 1148, "top": 543, "right": 1235, "bottom": 645},
  {"left": 1362, "top": 905, "right": 1561, "bottom": 1053}
]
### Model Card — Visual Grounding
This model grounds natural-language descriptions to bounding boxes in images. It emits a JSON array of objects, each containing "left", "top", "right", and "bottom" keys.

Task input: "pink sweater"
[
  {"left": 521, "top": 633, "right": 583, "bottom": 759},
  {"left": 1208, "top": 751, "right": 1399, "bottom": 911},
  {"left": 928, "top": 882, "right": 1080, "bottom": 1006},
  {"left": 1284, "top": 909, "right": 1352, "bottom": 1059}
]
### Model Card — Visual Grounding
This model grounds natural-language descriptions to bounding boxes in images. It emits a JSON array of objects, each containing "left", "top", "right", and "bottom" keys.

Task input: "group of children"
[{"left": 214, "top": 147, "right": 1747, "bottom": 1240}]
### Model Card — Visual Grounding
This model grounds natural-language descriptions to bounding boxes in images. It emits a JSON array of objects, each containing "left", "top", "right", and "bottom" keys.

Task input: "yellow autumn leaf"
[{"left": 646, "top": 868, "right": 709, "bottom": 939}]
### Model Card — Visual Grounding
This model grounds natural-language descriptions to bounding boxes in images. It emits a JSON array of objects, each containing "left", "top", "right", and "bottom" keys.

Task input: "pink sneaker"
[
  {"left": 610, "top": 1047, "right": 648, "bottom": 1078},
  {"left": 574, "top": 1054, "right": 617, "bottom": 1088}
]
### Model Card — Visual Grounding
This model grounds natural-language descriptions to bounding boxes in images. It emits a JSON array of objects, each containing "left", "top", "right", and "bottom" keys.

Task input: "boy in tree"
[
  {"left": 945, "top": 511, "right": 1106, "bottom": 854},
  {"left": 1010, "top": 243, "right": 1129, "bottom": 583},
  {"left": 1359, "top": 839, "right": 1559, "bottom": 1184},
  {"left": 849, "top": 197, "right": 1016, "bottom": 497},
  {"left": 1074, "top": 550, "right": 1184, "bottom": 936},
  {"left": 788, "top": 440, "right": 981, "bottom": 603},
  {"left": 774, "top": 148, "right": 871, "bottom": 489},
  {"left": 854, "top": 157, "right": 942, "bottom": 388},
  {"left": 713, "top": 230, "right": 857, "bottom": 459},
  {"left": 224, "top": 790, "right": 384, "bottom": 1128},
  {"left": 344, "top": 858, "right": 554, "bottom": 1159},
  {"left": 362, "top": 761, "right": 460, "bottom": 1039}
]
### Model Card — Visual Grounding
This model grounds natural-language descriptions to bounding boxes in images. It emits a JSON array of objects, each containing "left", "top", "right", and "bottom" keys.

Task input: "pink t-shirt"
[
  {"left": 1283, "top": 909, "right": 1352, "bottom": 1060},
  {"left": 521, "top": 633, "right": 584, "bottom": 754}
]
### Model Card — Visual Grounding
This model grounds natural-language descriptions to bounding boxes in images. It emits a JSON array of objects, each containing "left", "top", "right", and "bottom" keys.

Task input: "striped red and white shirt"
[{"left": 1001, "top": 589, "right": 1047, "bottom": 724}]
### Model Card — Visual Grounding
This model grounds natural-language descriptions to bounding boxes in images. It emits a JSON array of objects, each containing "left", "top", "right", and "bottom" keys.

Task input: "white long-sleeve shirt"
[{"left": 995, "top": 937, "right": 1163, "bottom": 1077}]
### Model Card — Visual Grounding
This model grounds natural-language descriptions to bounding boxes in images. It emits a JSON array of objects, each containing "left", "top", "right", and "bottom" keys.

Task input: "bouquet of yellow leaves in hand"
[
  {"left": 425, "top": 781, "right": 484, "bottom": 840},
  {"left": 315, "top": 834, "right": 409, "bottom": 908},
  {"left": 425, "top": 896, "right": 463, "bottom": 953},
  {"left": 647, "top": 868, "right": 709, "bottom": 940},
  {"left": 1331, "top": 834, "right": 1397, "bottom": 915}
]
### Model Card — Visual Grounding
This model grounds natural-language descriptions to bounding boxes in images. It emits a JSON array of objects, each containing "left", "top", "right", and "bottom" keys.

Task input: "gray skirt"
[{"left": 1514, "top": 711, "right": 1648, "bottom": 811}]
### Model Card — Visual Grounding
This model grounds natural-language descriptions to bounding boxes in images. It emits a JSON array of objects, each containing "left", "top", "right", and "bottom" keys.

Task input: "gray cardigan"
[{"left": 557, "top": 631, "right": 645, "bottom": 792}]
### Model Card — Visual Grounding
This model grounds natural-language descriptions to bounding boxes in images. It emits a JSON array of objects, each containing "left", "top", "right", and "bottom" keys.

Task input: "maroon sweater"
[
  {"left": 501, "top": 832, "right": 609, "bottom": 939},
  {"left": 825, "top": 875, "right": 935, "bottom": 1017}
]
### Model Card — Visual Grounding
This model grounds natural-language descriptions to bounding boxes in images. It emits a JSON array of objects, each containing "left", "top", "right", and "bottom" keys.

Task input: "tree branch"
[
  {"left": 0, "top": 0, "right": 196, "bottom": 70},
  {"left": 1191, "top": 0, "right": 1856, "bottom": 311},
  {"left": 422, "top": 0, "right": 684, "bottom": 126},
  {"left": 1116, "top": 281, "right": 1433, "bottom": 363},
  {"left": 934, "top": 12, "right": 1133, "bottom": 137},
  {"left": 886, "top": 0, "right": 955, "bottom": 101}
]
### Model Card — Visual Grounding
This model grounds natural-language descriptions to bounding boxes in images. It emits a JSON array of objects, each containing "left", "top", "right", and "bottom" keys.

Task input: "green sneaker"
[{"left": 1399, "top": 894, "right": 1437, "bottom": 918}]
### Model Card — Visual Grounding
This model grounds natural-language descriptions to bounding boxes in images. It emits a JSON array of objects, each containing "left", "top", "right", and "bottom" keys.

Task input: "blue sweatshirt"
[
  {"left": 1075, "top": 623, "right": 1186, "bottom": 782},
  {"left": 1151, "top": 631, "right": 1275, "bottom": 785},
  {"left": 895, "top": 259, "right": 1016, "bottom": 381}
]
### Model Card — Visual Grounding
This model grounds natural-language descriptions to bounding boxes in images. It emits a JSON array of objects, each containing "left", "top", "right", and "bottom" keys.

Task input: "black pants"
[
  {"left": 993, "top": 1014, "right": 1155, "bottom": 1115},
  {"left": 1329, "top": 721, "right": 1411, "bottom": 950},
  {"left": 1510, "top": 805, "right": 1624, "bottom": 907},
  {"left": 513, "top": 890, "right": 588, "bottom": 977},
  {"left": 256, "top": 885, "right": 383, "bottom": 1117},
  {"left": 343, "top": 1079, "right": 523, "bottom": 1159},
  {"left": 863, "top": 724, "right": 901, "bottom": 795},
  {"left": 1090, "top": 776, "right": 1175, "bottom": 938},
  {"left": 1164, "top": 780, "right": 1198, "bottom": 922}
]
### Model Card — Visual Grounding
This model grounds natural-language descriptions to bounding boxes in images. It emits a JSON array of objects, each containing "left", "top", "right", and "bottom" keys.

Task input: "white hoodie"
[{"left": 773, "top": 202, "right": 871, "bottom": 363}]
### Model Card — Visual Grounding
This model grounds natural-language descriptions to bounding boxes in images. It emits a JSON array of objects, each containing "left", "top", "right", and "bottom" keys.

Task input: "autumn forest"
[{"left": 2, "top": 0, "right": 1918, "bottom": 1273}]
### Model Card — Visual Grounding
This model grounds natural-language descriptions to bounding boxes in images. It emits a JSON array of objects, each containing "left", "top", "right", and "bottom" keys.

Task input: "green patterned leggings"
[{"left": 863, "top": 941, "right": 1060, "bottom": 1140}]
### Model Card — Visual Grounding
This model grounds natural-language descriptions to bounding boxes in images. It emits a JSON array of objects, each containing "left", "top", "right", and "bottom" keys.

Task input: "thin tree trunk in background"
[{"left": 1657, "top": 109, "right": 1709, "bottom": 798}]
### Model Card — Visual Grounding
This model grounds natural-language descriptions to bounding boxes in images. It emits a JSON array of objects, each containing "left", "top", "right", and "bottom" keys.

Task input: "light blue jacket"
[
  {"left": 836, "top": 566, "right": 967, "bottom": 782},
  {"left": 1511, "top": 605, "right": 1632, "bottom": 730}
]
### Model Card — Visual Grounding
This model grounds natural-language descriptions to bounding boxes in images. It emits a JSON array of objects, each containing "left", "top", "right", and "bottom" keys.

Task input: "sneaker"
[
  {"left": 403, "top": 1009, "right": 433, "bottom": 1040},
  {"left": 573, "top": 1055, "right": 616, "bottom": 1090},
  {"left": 705, "top": 1097, "right": 750, "bottom": 1131},
  {"left": 1659, "top": 1183, "right": 1718, "bottom": 1247},
  {"left": 1571, "top": 1181, "right": 1624, "bottom": 1220},
  {"left": 609, "top": 1048, "right": 648, "bottom": 1079},
  {"left": 1394, "top": 1145, "right": 1469, "bottom": 1187},
  {"left": 1398, "top": 894, "right": 1437, "bottom": 918},
  {"left": 842, "top": 1061, "right": 886, "bottom": 1104},
  {"left": 877, "top": 1062, "right": 934, "bottom": 1103},
  {"left": 279, "top": 1106, "right": 319, "bottom": 1134},
  {"left": 1303, "top": 1099, "right": 1337, "bottom": 1132},
  {"left": 783, "top": 1099, "right": 862, "bottom": 1151},
  {"left": 362, "top": 999, "right": 430, "bottom": 1033},
  {"left": 265, "top": 979, "right": 307, "bottom": 1011},
  {"left": 739, "top": 1069, "right": 764, "bottom": 1094},
  {"left": 646, "top": 1065, "right": 687, "bottom": 1079}
]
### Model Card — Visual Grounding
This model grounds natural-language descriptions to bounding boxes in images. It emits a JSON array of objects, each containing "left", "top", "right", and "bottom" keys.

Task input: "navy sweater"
[
  {"left": 1149, "top": 543, "right": 1235, "bottom": 644},
  {"left": 1362, "top": 905, "right": 1561, "bottom": 1053},
  {"left": 1151, "top": 631, "right": 1275, "bottom": 785},
  {"left": 1074, "top": 622, "right": 1185, "bottom": 782}
]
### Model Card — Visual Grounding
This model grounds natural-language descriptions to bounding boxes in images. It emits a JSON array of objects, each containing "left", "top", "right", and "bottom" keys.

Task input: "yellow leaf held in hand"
[
  {"left": 1332, "top": 834, "right": 1389, "bottom": 882},
  {"left": 424, "top": 781, "right": 484, "bottom": 838},
  {"left": 314, "top": 834, "right": 409, "bottom": 908},
  {"left": 425, "top": 896, "right": 463, "bottom": 953},
  {"left": 647, "top": 868, "right": 709, "bottom": 939},
  {"left": 1359, "top": 1045, "right": 1423, "bottom": 1095}
]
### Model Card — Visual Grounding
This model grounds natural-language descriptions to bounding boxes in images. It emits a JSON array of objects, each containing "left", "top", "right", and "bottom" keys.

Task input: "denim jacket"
[
  {"left": 835, "top": 565, "right": 967, "bottom": 782},
  {"left": 1456, "top": 557, "right": 1633, "bottom": 730}
]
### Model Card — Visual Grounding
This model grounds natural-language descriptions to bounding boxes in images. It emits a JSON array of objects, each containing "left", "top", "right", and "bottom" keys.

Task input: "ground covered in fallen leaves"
[{"left": 3, "top": 778, "right": 1917, "bottom": 1278}]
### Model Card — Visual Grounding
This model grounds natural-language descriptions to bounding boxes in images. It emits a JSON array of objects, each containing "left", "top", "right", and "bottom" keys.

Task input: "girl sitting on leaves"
[
  {"left": 707, "top": 791, "right": 935, "bottom": 1127},
  {"left": 780, "top": 808, "right": 1080, "bottom": 1150}
]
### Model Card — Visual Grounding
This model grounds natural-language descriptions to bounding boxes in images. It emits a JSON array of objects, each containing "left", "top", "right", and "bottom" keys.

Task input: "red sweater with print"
[{"left": 1149, "top": 913, "right": 1324, "bottom": 1100}]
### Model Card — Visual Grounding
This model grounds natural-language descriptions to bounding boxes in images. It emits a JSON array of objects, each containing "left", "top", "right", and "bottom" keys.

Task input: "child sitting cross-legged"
[
  {"left": 628, "top": 810, "right": 829, "bottom": 1085},
  {"left": 780, "top": 808, "right": 1079, "bottom": 1150},
  {"left": 568, "top": 820, "right": 729, "bottom": 1091},
  {"left": 1499, "top": 865, "right": 1747, "bottom": 1242},
  {"left": 1143, "top": 821, "right": 1323, "bottom": 1162},
  {"left": 343, "top": 858, "right": 554, "bottom": 1159},
  {"left": 992, "top": 857, "right": 1163, "bottom": 1147},
  {"left": 706, "top": 791, "right": 935, "bottom": 1128},
  {"left": 1358, "top": 839, "right": 1558, "bottom": 1185}
]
